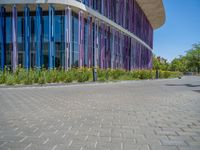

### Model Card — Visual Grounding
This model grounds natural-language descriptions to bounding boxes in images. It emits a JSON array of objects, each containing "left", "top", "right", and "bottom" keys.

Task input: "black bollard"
[
  {"left": 156, "top": 69, "right": 159, "bottom": 79},
  {"left": 93, "top": 67, "right": 97, "bottom": 82}
]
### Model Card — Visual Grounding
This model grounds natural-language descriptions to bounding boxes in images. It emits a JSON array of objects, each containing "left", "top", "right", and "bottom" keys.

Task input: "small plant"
[
  {"left": 14, "top": 65, "right": 27, "bottom": 84},
  {"left": 33, "top": 69, "right": 40, "bottom": 83},
  {"left": 163, "top": 71, "right": 171, "bottom": 78},
  {"left": 76, "top": 68, "right": 91, "bottom": 82},
  {"left": 64, "top": 71, "right": 73, "bottom": 83},
  {"left": 6, "top": 74, "right": 15, "bottom": 85},
  {"left": 130, "top": 70, "right": 140, "bottom": 79},
  {"left": 0, "top": 71, "right": 6, "bottom": 84},
  {"left": 57, "top": 69, "right": 66, "bottom": 82},
  {"left": 38, "top": 71, "right": 46, "bottom": 85},
  {"left": 97, "top": 69, "right": 107, "bottom": 81},
  {"left": 0, "top": 66, "right": 183, "bottom": 86},
  {"left": 111, "top": 69, "right": 126, "bottom": 80}
]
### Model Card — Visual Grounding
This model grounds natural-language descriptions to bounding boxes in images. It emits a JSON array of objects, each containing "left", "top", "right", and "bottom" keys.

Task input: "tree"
[
  {"left": 170, "top": 56, "right": 187, "bottom": 72},
  {"left": 185, "top": 43, "right": 200, "bottom": 74},
  {"left": 153, "top": 55, "right": 161, "bottom": 70},
  {"left": 153, "top": 55, "right": 169, "bottom": 71}
]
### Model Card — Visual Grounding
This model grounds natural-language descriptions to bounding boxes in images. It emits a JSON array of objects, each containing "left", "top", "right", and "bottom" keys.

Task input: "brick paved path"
[{"left": 0, "top": 76, "right": 200, "bottom": 150}]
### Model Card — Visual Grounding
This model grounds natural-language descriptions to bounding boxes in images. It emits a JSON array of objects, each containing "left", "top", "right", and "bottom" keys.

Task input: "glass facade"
[
  {"left": 5, "top": 13, "right": 12, "bottom": 69},
  {"left": 54, "top": 12, "right": 65, "bottom": 68},
  {"left": 0, "top": 0, "right": 153, "bottom": 71},
  {"left": 17, "top": 14, "right": 25, "bottom": 67},
  {"left": 72, "top": 12, "right": 79, "bottom": 67}
]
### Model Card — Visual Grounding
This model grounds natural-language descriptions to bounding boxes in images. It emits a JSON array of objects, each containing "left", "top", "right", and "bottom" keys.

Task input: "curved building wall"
[
  {"left": 81, "top": 0, "right": 153, "bottom": 48},
  {"left": 0, "top": 0, "right": 153, "bottom": 71}
]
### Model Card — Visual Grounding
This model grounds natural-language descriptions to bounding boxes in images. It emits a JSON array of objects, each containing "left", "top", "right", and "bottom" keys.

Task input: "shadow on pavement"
[
  {"left": 192, "top": 90, "right": 200, "bottom": 93},
  {"left": 165, "top": 84, "right": 200, "bottom": 87}
]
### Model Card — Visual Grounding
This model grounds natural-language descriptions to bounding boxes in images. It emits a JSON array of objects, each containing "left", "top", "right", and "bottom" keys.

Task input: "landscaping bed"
[{"left": 0, "top": 67, "right": 182, "bottom": 86}]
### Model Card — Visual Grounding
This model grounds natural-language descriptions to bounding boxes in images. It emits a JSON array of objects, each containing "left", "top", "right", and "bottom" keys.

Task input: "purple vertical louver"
[
  {"left": 78, "top": 11, "right": 84, "bottom": 67},
  {"left": 79, "top": 0, "right": 153, "bottom": 70},
  {"left": 88, "top": 15, "right": 93, "bottom": 68},
  {"left": 105, "top": 26, "right": 111, "bottom": 69},
  {"left": 94, "top": 18, "right": 99, "bottom": 68},
  {"left": 12, "top": 5, "right": 18, "bottom": 71},
  {"left": 65, "top": 6, "right": 72, "bottom": 70},
  {"left": 100, "top": 22, "right": 105, "bottom": 69},
  {"left": 111, "top": 28, "right": 115, "bottom": 69}
]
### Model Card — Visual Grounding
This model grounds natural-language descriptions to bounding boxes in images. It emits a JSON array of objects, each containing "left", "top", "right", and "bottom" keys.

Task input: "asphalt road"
[{"left": 0, "top": 76, "right": 200, "bottom": 150}]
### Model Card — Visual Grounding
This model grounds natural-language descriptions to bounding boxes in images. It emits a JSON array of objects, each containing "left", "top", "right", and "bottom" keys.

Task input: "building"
[{"left": 0, "top": 0, "right": 165, "bottom": 71}]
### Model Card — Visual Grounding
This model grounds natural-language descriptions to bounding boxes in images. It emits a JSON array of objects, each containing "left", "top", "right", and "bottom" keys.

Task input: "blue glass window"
[
  {"left": 5, "top": 14, "right": 12, "bottom": 68},
  {"left": 17, "top": 14, "right": 25, "bottom": 66},
  {"left": 30, "top": 14, "right": 36, "bottom": 68},
  {"left": 54, "top": 12, "right": 65, "bottom": 68},
  {"left": 84, "top": 19, "right": 88, "bottom": 66},
  {"left": 72, "top": 12, "right": 79, "bottom": 67},
  {"left": 43, "top": 13, "right": 49, "bottom": 68}
]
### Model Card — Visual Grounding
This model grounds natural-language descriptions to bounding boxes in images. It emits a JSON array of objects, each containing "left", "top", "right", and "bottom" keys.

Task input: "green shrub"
[
  {"left": 64, "top": 70, "right": 74, "bottom": 83},
  {"left": 0, "top": 67, "right": 183, "bottom": 86},
  {"left": 98, "top": 77, "right": 106, "bottom": 82},
  {"left": 14, "top": 66, "right": 27, "bottom": 84},
  {"left": 111, "top": 69, "right": 126, "bottom": 80},
  {"left": 139, "top": 70, "right": 147, "bottom": 79},
  {"left": 57, "top": 69, "right": 66, "bottom": 82},
  {"left": 33, "top": 70, "right": 40, "bottom": 83},
  {"left": 48, "top": 69, "right": 58, "bottom": 83},
  {"left": 45, "top": 70, "right": 53, "bottom": 83},
  {"left": 6, "top": 74, "right": 15, "bottom": 85},
  {"left": 76, "top": 68, "right": 91, "bottom": 82},
  {"left": 163, "top": 71, "right": 171, "bottom": 78},
  {"left": 130, "top": 70, "right": 139, "bottom": 79},
  {"left": 38, "top": 72, "right": 46, "bottom": 85},
  {"left": 119, "top": 74, "right": 132, "bottom": 80},
  {"left": 169, "top": 71, "right": 182, "bottom": 78},
  {"left": 0, "top": 71, "right": 6, "bottom": 84},
  {"left": 139, "top": 70, "right": 154, "bottom": 79},
  {"left": 159, "top": 71, "right": 163, "bottom": 78},
  {"left": 97, "top": 69, "right": 111, "bottom": 81},
  {"left": 24, "top": 70, "right": 34, "bottom": 85}
]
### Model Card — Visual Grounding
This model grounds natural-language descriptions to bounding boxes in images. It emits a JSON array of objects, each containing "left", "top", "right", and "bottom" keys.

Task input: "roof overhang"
[{"left": 136, "top": 0, "right": 166, "bottom": 29}]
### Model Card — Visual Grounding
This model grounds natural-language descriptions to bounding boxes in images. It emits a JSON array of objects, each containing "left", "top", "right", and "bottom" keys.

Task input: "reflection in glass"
[{"left": 72, "top": 12, "right": 79, "bottom": 67}]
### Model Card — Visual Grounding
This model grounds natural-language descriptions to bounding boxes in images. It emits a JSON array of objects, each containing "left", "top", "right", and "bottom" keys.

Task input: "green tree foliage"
[
  {"left": 170, "top": 56, "right": 187, "bottom": 72},
  {"left": 153, "top": 55, "right": 169, "bottom": 71},
  {"left": 185, "top": 43, "right": 200, "bottom": 73},
  {"left": 169, "top": 42, "right": 200, "bottom": 74}
]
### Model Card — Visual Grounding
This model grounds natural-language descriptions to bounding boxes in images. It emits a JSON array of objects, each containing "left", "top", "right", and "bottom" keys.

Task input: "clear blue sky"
[{"left": 153, "top": 0, "right": 200, "bottom": 62}]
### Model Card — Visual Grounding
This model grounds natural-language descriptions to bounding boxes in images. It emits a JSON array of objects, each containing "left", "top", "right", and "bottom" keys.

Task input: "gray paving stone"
[
  {"left": 160, "top": 139, "right": 188, "bottom": 146},
  {"left": 0, "top": 76, "right": 200, "bottom": 150}
]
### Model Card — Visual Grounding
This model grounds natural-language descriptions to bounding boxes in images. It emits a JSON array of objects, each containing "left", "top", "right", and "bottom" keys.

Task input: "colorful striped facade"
[{"left": 0, "top": 0, "right": 165, "bottom": 71}]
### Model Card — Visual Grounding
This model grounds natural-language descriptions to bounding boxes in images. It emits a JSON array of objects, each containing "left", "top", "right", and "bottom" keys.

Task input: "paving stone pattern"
[{"left": 0, "top": 76, "right": 200, "bottom": 150}]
